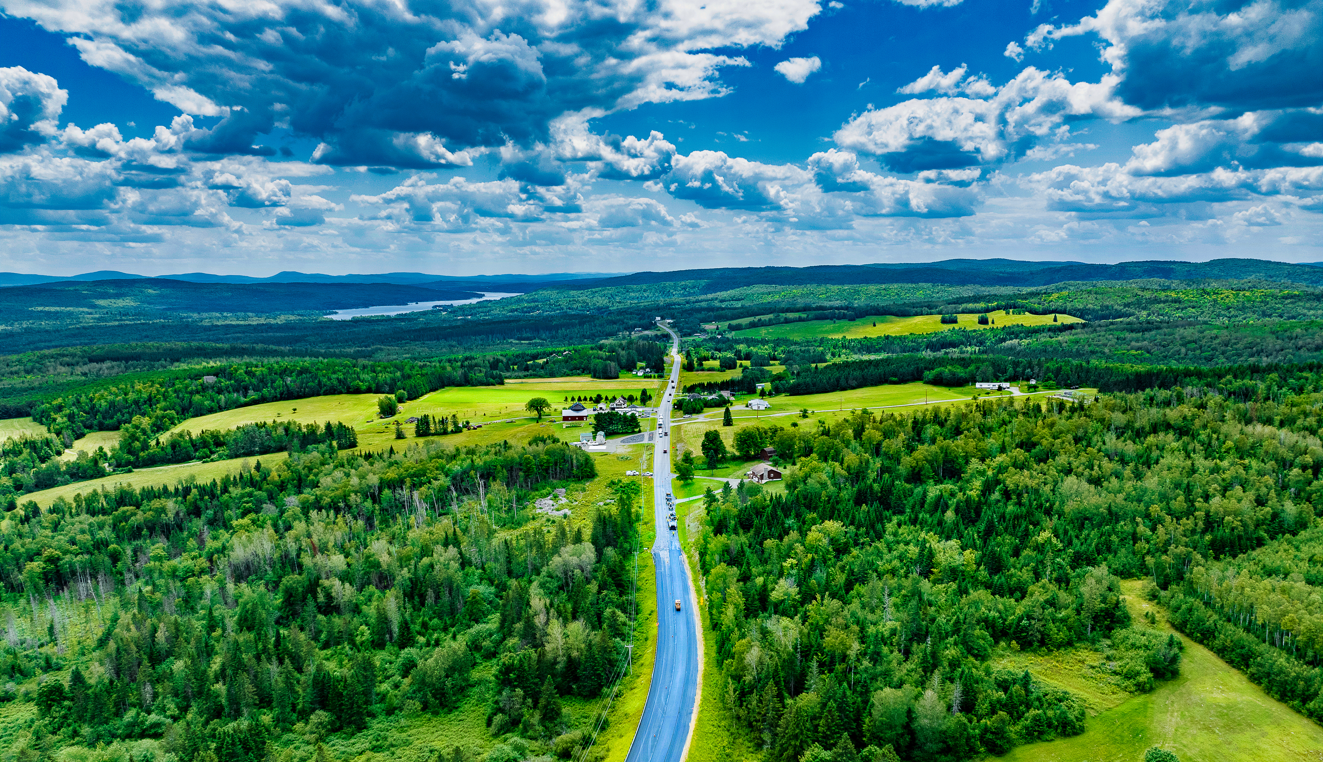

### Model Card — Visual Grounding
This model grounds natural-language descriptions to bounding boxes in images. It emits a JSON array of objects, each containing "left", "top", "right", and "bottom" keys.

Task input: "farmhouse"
[
  {"left": 747, "top": 463, "right": 782, "bottom": 484},
  {"left": 748, "top": 398, "right": 771, "bottom": 410},
  {"left": 610, "top": 396, "right": 628, "bottom": 410},
  {"left": 562, "top": 402, "right": 590, "bottom": 422}
]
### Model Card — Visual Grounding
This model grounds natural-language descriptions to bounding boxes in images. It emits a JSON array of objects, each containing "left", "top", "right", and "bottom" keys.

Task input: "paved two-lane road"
[{"left": 625, "top": 322, "right": 700, "bottom": 762}]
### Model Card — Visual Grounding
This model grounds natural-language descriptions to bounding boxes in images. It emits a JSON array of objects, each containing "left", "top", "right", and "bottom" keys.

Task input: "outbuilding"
[
  {"left": 562, "top": 402, "right": 590, "bottom": 422},
  {"left": 747, "top": 398, "right": 771, "bottom": 410}
]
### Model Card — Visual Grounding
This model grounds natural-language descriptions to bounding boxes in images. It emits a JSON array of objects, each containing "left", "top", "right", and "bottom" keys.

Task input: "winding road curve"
[{"left": 625, "top": 321, "right": 701, "bottom": 762}]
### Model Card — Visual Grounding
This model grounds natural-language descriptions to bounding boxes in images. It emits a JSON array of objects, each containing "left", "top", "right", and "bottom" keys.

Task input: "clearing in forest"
[
  {"left": 0, "top": 417, "right": 46, "bottom": 441},
  {"left": 21, "top": 452, "right": 292, "bottom": 508},
  {"left": 999, "top": 580, "right": 1323, "bottom": 762},
  {"left": 728, "top": 312, "right": 1083, "bottom": 340}
]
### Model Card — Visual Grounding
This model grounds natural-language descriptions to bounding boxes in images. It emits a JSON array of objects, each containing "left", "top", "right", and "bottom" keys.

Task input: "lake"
[{"left": 325, "top": 291, "right": 520, "bottom": 320}]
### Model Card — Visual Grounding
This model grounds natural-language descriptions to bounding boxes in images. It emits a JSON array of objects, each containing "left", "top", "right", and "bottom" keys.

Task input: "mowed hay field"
[
  {"left": 170, "top": 378, "right": 664, "bottom": 436},
  {"left": 729, "top": 312, "right": 1083, "bottom": 340},
  {"left": 680, "top": 363, "right": 785, "bottom": 391},
  {"left": 1000, "top": 580, "right": 1323, "bottom": 762},
  {"left": 0, "top": 417, "right": 46, "bottom": 441},
  {"left": 2, "top": 417, "right": 125, "bottom": 458},
  {"left": 59, "top": 430, "right": 122, "bottom": 459},
  {"left": 22, "top": 452, "right": 291, "bottom": 508}
]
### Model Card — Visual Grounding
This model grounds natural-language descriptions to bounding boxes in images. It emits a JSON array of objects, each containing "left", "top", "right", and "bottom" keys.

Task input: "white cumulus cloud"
[{"left": 774, "top": 57, "right": 822, "bottom": 84}]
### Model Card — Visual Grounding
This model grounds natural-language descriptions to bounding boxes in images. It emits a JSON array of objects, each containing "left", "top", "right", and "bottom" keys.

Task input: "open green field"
[
  {"left": 771, "top": 381, "right": 972, "bottom": 412},
  {"left": 1001, "top": 580, "right": 1323, "bottom": 762},
  {"left": 728, "top": 311, "right": 1083, "bottom": 340},
  {"left": 680, "top": 363, "right": 784, "bottom": 391},
  {"left": 0, "top": 416, "right": 45, "bottom": 441},
  {"left": 169, "top": 392, "right": 393, "bottom": 435},
  {"left": 171, "top": 379, "right": 663, "bottom": 436},
  {"left": 164, "top": 378, "right": 662, "bottom": 452},
  {"left": 670, "top": 383, "right": 964, "bottom": 462},
  {"left": 21, "top": 452, "right": 291, "bottom": 508},
  {"left": 59, "top": 429, "right": 121, "bottom": 459}
]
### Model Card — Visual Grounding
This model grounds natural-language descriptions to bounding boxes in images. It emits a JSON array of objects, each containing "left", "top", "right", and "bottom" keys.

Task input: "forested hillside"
[
  {"left": 1, "top": 439, "right": 637, "bottom": 761},
  {"left": 691, "top": 374, "right": 1323, "bottom": 760}
]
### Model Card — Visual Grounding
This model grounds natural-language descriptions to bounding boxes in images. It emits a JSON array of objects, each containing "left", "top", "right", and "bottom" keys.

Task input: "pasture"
[
  {"left": 680, "top": 363, "right": 785, "bottom": 391},
  {"left": 59, "top": 429, "right": 122, "bottom": 460},
  {"left": 728, "top": 311, "right": 1083, "bottom": 340},
  {"left": 1000, "top": 580, "right": 1323, "bottom": 762},
  {"left": 169, "top": 379, "right": 663, "bottom": 436},
  {"left": 21, "top": 452, "right": 290, "bottom": 508},
  {"left": 0, "top": 417, "right": 45, "bottom": 441}
]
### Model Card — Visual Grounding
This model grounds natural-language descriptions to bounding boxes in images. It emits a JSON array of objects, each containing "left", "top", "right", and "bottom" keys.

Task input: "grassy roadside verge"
[
  {"left": 674, "top": 496, "right": 764, "bottom": 762},
  {"left": 597, "top": 551, "right": 660, "bottom": 762}
]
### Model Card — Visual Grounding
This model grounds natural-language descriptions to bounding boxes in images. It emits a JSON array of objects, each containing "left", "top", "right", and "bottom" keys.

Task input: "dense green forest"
[
  {"left": 0, "top": 439, "right": 637, "bottom": 761},
  {"left": 692, "top": 375, "right": 1322, "bottom": 760}
]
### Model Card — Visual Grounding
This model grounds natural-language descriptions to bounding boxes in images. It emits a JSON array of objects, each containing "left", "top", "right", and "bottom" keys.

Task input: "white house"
[
  {"left": 975, "top": 382, "right": 1010, "bottom": 391},
  {"left": 748, "top": 398, "right": 771, "bottom": 410}
]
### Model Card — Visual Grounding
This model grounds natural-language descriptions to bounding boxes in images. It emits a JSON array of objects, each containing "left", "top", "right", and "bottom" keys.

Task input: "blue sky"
[{"left": 0, "top": 0, "right": 1319, "bottom": 276}]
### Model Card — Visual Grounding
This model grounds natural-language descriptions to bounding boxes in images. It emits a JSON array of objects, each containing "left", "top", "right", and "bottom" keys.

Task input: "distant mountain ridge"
[
  {"left": 3, "top": 259, "right": 1320, "bottom": 293},
  {"left": 0, "top": 270, "right": 617, "bottom": 289},
  {"left": 0, "top": 279, "right": 485, "bottom": 314},
  {"left": 541, "top": 258, "right": 1323, "bottom": 292}
]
